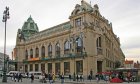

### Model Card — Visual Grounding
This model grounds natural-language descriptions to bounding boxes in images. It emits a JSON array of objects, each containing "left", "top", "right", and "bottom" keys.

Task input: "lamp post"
[
  {"left": 2, "top": 6, "right": 10, "bottom": 82},
  {"left": 70, "top": 36, "right": 78, "bottom": 81}
]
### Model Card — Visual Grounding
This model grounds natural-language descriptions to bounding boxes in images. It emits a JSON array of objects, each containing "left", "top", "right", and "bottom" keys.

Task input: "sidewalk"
[
  {"left": 0, "top": 77, "right": 110, "bottom": 84},
  {"left": 0, "top": 77, "right": 140, "bottom": 84},
  {"left": 56, "top": 79, "right": 109, "bottom": 84}
]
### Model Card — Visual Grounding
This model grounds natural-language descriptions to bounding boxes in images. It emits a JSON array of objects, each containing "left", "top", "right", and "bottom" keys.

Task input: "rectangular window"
[
  {"left": 64, "top": 62, "right": 70, "bottom": 75},
  {"left": 35, "top": 64, "right": 39, "bottom": 71},
  {"left": 76, "top": 60, "right": 83, "bottom": 74},
  {"left": 55, "top": 63, "right": 60, "bottom": 75},
  {"left": 25, "top": 65, "right": 28, "bottom": 72},
  {"left": 41, "top": 63, "right": 45, "bottom": 72},
  {"left": 48, "top": 63, "right": 52, "bottom": 73},
  {"left": 75, "top": 17, "right": 82, "bottom": 27},
  {"left": 30, "top": 64, "right": 33, "bottom": 71}
]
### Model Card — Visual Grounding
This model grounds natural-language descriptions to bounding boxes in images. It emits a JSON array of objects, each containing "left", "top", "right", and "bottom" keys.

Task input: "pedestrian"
[
  {"left": 30, "top": 74, "right": 34, "bottom": 83},
  {"left": 11, "top": 73, "right": 15, "bottom": 81},
  {"left": 76, "top": 74, "right": 79, "bottom": 82},
  {"left": 52, "top": 73, "right": 55, "bottom": 83},
  {"left": 18, "top": 73, "right": 22, "bottom": 82},
  {"left": 48, "top": 73, "right": 53, "bottom": 84},
  {"left": 88, "top": 75, "right": 91, "bottom": 82},
  {"left": 15, "top": 73, "right": 18, "bottom": 82},
  {"left": 45, "top": 73, "right": 48, "bottom": 80},
  {"left": 61, "top": 73, "right": 64, "bottom": 84},
  {"left": 127, "top": 72, "right": 131, "bottom": 83},
  {"left": 80, "top": 75, "right": 83, "bottom": 82},
  {"left": 26, "top": 72, "right": 29, "bottom": 78},
  {"left": 96, "top": 74, "right": 99, "bottom": 83},
  {"left": 69, "top": 74, "right": 71, "bottom": 81}
]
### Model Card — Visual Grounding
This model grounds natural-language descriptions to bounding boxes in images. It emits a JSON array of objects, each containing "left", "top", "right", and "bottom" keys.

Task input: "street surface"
[{"left": 0, "top": 77, "right": 140, "bottom": 84}]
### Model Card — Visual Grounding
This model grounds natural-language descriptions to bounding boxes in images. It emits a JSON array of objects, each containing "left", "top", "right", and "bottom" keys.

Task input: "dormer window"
[{"left": 75, "top": 17, "right": 82, "bottom": 27}]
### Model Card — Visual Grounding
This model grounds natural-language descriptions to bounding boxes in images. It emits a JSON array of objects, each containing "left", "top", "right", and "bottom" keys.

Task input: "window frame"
[{"left": 75, "top": 17, "right": 82, "bottom": 27}]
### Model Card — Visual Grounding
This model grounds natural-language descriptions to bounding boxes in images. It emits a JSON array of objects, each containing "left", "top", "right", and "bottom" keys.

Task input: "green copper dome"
[{"left": 21, "top": 15, "right": 39, "bottom": 40}]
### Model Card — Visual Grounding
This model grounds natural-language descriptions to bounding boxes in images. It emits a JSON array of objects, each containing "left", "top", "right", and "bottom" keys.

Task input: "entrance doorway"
[{"left": 97, "top": 61, "right": 102, "bottom": 72}]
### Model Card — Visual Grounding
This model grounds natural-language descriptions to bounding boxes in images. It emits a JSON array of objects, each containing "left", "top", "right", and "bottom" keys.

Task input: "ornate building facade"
[{"left": 14, "top": 0, "right": 125, "bottom": 77}]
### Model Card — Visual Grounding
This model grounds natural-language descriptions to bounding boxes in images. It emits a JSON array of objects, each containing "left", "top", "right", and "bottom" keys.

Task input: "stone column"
[{"left": 60, "top": 61, "right": 64, "bottom": 75}]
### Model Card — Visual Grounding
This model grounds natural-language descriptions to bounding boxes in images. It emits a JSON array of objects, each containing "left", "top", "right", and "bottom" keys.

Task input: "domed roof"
[{"left": 21, "top": 15, "right": 39, "bottom": 39}]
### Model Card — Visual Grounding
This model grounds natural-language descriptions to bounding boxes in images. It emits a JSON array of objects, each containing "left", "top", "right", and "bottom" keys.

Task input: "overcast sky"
[{"left": 0, "top": 0, "right": 140, "bottom": 61}]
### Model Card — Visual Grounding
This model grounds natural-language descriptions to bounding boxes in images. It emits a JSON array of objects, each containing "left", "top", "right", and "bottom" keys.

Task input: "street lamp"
[
  {"left": 69, "top": 36, "right": 76, "bottom": 81},
  {"left": 2, "top": 6, "right": 10, "bottom": 82}
]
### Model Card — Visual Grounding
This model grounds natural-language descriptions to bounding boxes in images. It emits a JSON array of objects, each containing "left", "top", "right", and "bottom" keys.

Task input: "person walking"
[
  {"left": 18, "top": 73, "right": 22, "bottom": 82},
  {"left": 127, "top": 72, "right": 131, "bottom": 83},
  {"left": 45, "top": 73, "right": 48, "bottom": 80},
  {"left": 48, "top": 73, "right": 53, "bottom": 84},
  {"left": 80, "top": 75, "right": 83, "bottom": 82},
  {"left": 88, "top": 75, "right": 92, "bottom": 82},
  {"left": 52, "top": 73, "right": 55, "bottom": 83},
  {"left": 69, "top": 74, "right": 71, "bottom": 81},
  {"left": 30, "top": 74, "right": 34, "bottom": 83},
  {"left": 76, "top": 75, "right": 79, "bottom": 82},
  {"left": 15, "top": 73, "right": 18, "bottom": 82},
  {"left": 96, "top": 74, "right": 100, "bottom": 83},
  {"left": 11, "top": 73, "right": 15, "bottom": 81},
  {"left": 61, "top": 73, "right": 64, "bottom": 84}
]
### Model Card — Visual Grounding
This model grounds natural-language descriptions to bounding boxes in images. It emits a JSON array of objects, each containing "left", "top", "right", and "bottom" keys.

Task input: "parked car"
[
  {"left": 6, "top": 71, "right": 19, "bottom": 77},
  {"left": 28, "top": 71, "right": 42, "bottom": 79}
]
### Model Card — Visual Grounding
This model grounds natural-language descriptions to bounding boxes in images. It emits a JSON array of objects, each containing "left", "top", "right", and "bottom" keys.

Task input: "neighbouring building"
[
  {"left": 134, "top": 61, "right": 140, "bottom": 68},
  {"left": 14, "top": 0, "right": 125, "bottom": 77},
  {"left": 124, "top": 59, "right": 134, "bottom": 68}
]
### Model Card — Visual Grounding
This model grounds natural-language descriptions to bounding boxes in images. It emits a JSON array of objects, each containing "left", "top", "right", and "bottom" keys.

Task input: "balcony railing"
[
  {"left": 23, "top": 52, "right": 87, "bottom": 62},
  {"left": 23, "top": 57, "right": 40, "bottom": 63},
  {"left": 97, "top": 47, "right": 103, "bottom": 55}
]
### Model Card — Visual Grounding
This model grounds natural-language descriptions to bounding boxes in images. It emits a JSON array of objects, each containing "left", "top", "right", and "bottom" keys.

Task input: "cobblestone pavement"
[{"left": 0, "top": 77, "right": 140, "bottom": 84}]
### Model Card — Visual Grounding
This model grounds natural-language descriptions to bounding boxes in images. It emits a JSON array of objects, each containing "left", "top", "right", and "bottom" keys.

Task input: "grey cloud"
[{"left": 121, "top": 36, "right": 140, "bottom": 49}]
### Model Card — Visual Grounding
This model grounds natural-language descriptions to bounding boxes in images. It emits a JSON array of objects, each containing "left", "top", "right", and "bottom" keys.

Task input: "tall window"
[
  {"left": 41, "top": 63, "right": 45, "bottom": 73},
  {"left": 30, "top": 49, "right": 33, "bottom": 58},
  {"left": 35, "top": 64, "right": 39, "bottom": 71},
  {"left": 64, "top": 62, "right": 70, "bottom": 75},
  {"left": 96, "top": 37, "right": 101, "bottom": 47},
  {"left": 48, "top": 44, "right": 52, "bottom": 57},
  {"left": 76, "top": 38, "right": 83, "bottom": 53},
  {"left": 76, "top": 60, "right": 83, "bottom": 74},
  {"left": 48, "top": 63, "right": 52, "bottom": 73},
  {"left": 25, "top": 65, "right": 28, "bottom": 72},
  {"left": 55, "top": 42, "right": 60, "bottom": 57},
  {"left": 41, "top": 46, "right": 45, "bottom": 58},
  {"left": 64, "top": 40, "right": 71, "bottom": 54},
  {"left": 55, "top": 63, "right": 60, "bottom": 75},
  {"left": 30, "top": 64, "right": 33, "bottom": 71},
  {"left": 75, "top": 17, "right": 82, "bottom": 27},
  {"left": 35, "top": 48, "right": 39, "bottom": 58},
  {"left": 25, "top": 50, "right": 28, "bottom": 60},
  {"left": 96, "top": 37, "right": 102, "bottom": 54}
]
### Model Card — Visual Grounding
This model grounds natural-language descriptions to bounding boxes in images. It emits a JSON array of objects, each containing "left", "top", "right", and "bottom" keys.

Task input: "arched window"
[
  {"left": 41, "top": 46, "right": 45, "bottom": 58},
  {"left": 25, "top": 50, "right": 28, "bottom": 60},
  {"left": 35, "top": 48, "right": 39, "bottom": 58},
  {"left": 76, "top": 38, "right": 83, "bottom": 53},
  {"left": 55, "top": 42, "right": 60, "bottom": 57},
  {"left": 96, "top": 37, "right": 102, "bottom": 54},
  {"left": 30, "top": 49, "right": 33, "bottom": 58},
  {"left": 64, "top": 40, "right": 71, "bottom": 54},
  {"left": 48, "top": 44, "right": 52, "bottom": 57}
]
